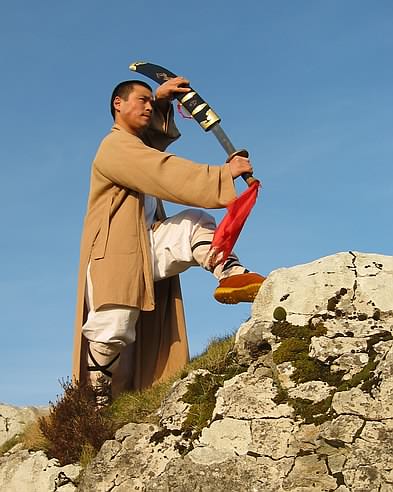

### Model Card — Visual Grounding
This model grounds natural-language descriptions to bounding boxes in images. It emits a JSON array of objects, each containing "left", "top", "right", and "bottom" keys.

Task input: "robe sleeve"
[{"left": 94, "top": 129, "right": 236, "bottom": 209}]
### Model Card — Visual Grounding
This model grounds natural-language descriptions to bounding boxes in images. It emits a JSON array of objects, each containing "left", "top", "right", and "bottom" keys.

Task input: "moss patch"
[
  {"left": 271, "top": 319, "right": 327, "bottom": 341},
  {"left": 271, "top": 318, "right": 336, "bottom": 387},
  {"left": 327, "top": 288, "right": 348, "bottom": 312},
  {"left": 293, "top": 358, "right": 345, "bottom": 386},
  {"left": 290, "top": 396, "right": 334, "bottom": 425},
  {"left": 270, "top": 306, "right": 392, "bottom": 424},
  {"left": 273, "top": 306, "right": 287, "bottom": 322},
  {"left": 181, "top": 372, "right": 224, "bottom": 439},
  {"left": 338, "top": 359, "right": 378, "bottom": 393},
  {"left": 337, "top": 331, "right": 392, "bottom": 394},
  {"left": 273, "top": 338, "right": 309, "bottom": 365},
  {"left": 181, "top": 353, "right": 247, "bottom": 439}
]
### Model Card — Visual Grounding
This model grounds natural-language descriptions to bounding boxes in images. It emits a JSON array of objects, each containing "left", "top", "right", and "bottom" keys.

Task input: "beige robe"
[{"left": 72, "top": 107, "right": 236, "bottom": 394}]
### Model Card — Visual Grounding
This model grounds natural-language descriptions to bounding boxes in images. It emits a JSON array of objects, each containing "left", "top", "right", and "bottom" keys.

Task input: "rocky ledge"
[
  {"left": 0, "top": 404, "right": 47, "bottom": 447},
  {"left": 2, "top": 251, "right": 393, "bottom": 492}
]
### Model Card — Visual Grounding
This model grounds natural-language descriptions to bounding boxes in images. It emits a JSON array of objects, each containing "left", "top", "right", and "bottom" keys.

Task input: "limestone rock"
[
  {"left": 78, "top": 422, "right": 182, "bottom": 491},
  {"left": 80, "top": 252, "right": 393, "bottom": 492},
  {"left": 0, "top": 404, "right": 47, "bottom": 447},
  {"left": 319, "top": 415, "right": 364, "bottom": 444},
  {"left": 197, "top": 417, "right": 251, "bottom": 456},
  {"left": 147, "top": 455, "right": 294, "bottom": 492},
  {"left": 158, "top": 369, "right": 209, "bottom": 431},
  {"left": 3, "top": 252, "right": 393, "bottom": 492},
  {"left": 0, "top": 449, "right": 81, "bottom": 492},
  {"left": 214, "top": 368, "right": 293, "bottom": 420}
]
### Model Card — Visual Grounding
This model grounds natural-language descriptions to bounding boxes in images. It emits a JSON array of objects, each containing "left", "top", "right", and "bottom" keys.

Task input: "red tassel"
[
  {"left": 177, "top": 101, "right": 193, "bottom": 119},
  {"left": 210, "top": 180, "right": 261, "bottom": 267}
]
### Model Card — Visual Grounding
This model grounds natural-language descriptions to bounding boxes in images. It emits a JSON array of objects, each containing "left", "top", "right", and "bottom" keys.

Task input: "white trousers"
[{"left": 82, "top": 209, "right": 244, "bottom": 350}]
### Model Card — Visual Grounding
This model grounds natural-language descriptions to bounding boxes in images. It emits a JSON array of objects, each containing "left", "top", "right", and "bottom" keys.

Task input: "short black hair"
[{"left": 110, "top": 80, "right": 153, "bottom": 119}]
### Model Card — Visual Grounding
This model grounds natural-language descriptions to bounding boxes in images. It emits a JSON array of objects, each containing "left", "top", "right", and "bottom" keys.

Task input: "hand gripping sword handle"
[
  {"left": 226, "top": 150, "right": 256, "bottom": 186},
  {"left": 130, "top": 62, "right": 220, "bottom": 131}
]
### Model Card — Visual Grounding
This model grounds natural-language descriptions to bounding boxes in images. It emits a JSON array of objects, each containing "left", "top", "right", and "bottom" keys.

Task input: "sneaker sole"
[{"left": 214, "top": 283, "right": 262, "bottom": 304}]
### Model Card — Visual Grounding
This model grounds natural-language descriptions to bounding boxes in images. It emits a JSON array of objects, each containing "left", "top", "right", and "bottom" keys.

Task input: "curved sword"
[{"left": 129, "top": 61, "right": 255, "bottom": 186}]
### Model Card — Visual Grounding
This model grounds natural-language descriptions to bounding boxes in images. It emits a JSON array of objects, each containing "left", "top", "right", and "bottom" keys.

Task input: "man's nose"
[{"left": 146, "top": 101, "right": 153, "bottom": 112}]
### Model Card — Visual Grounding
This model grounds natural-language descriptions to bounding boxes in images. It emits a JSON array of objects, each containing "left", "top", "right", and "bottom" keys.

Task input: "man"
[{"left": 72, "top": 77, "right": 264, "bottom": 398}]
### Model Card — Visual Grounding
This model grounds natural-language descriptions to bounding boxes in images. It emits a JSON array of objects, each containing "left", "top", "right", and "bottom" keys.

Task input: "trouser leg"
[
  {"left": 153, "top": 208, "right": 264, "bottom": 304},
  {"left": 152, "top": 209, "right": 246, "bottom": 281},
  {"left": 82, "top": 263, "right": 139, "bottom": 393}
]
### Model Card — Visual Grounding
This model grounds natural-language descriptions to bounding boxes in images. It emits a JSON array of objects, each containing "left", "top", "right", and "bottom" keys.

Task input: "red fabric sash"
[{"left": 210, "top": 180, "right": 261, "bottom": 266}]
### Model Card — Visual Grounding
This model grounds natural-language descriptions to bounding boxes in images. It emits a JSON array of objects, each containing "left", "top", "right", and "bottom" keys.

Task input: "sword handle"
[
  {"left": 129, "top": 62, "right": 220, "bottom": 131},
  {"left": 176, "top": 90, "right": 220, "bottom": 131},
  {"left": 226, "top": 149, "right": 257, "bottom": 186}
]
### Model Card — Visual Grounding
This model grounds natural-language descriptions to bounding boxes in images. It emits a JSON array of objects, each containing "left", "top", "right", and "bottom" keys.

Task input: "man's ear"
[{"left": 113, "top": 95, "right": 122, "bottom": 113}]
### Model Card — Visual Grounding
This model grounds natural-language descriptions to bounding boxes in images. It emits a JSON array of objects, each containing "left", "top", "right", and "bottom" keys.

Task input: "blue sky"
[{"left": 1, "top": 1, "right": 392, "bottom": 405}]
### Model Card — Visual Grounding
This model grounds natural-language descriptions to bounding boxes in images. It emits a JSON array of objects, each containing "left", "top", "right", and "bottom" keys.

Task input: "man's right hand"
[{"left": 228, "top": 155, "right": 253, "bottom": 179}]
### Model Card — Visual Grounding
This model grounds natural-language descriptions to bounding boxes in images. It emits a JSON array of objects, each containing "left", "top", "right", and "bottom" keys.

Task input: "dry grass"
[
  {"left": 21, "top": 419, "right": 50, "bottom": 452},
  {"left": 0, "top": 418, "right": 49, "bottom": 457},
  {"left": 109, "top": 380, "right": 172, "bottom": 427},
  {"left": 185, "top": 333, "right": 237, "bottom": 374},
  {"left": 79, "top": 442, "right": 97, "bottom": 469},
  {"left": 0, "top": 435, "right": 21, "bottom": 456}
]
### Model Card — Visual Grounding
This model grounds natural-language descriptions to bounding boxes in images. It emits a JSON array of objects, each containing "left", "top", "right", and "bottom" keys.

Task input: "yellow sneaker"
[{"left": 214, "top": 272, "right": 266, "bottom": 304}]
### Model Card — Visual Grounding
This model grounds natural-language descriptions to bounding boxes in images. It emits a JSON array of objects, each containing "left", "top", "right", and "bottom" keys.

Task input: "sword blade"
[
  {"left": 210, "top": 124, "right": 236, "bottom": 156},
  {"left": 211, "top": 124, "right": 254, "bottom": 185}
]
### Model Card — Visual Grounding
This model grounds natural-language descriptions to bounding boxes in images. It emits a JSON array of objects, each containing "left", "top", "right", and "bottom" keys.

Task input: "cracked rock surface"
[
  {"left": 0, "top": 449, "right": 81, "bottom": 492},
  {"left": 77, "top": 252, "right": 393, "bottom": 491},
  {"left": 3, "top": 252, "right": 393, "bottom": 491}
]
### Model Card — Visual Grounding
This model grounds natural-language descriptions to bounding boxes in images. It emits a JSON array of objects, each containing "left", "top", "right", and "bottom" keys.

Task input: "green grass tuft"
[{"left": 108, "top": 381, "right": 172, "bottom": 428}]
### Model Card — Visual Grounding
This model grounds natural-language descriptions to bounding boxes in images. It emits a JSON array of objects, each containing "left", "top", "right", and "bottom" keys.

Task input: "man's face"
[{"left": 114, "top": 85, "right": 154, "bottom": 135}]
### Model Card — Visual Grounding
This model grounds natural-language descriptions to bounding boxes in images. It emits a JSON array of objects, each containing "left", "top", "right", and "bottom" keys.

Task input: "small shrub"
[{"left": 39, "top": 379, "right": 115, "bottom": 465}]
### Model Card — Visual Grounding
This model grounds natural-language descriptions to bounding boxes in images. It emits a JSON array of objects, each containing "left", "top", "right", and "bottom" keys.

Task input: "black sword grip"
[{"left": 129, "top": 62, "right": 221, "bottom": 131}]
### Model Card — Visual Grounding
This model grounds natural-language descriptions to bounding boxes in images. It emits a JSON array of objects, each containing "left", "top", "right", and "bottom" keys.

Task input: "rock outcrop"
[
  {"left": 0, "top": 404, "right": 81, "bottom": 492},
  {"left": 2, "top": 251, "right": 393, "bottom": 491},
  {"left": 0, "top": 448, "right": 81, "bottom": 492},
  {"left": 78, "top": 251, "right": 393, "bottom": 491},
  {"left": 0, "top": 404, "right": 47, "bottom": 447}
]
